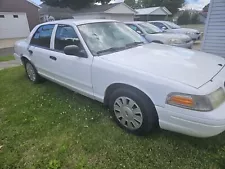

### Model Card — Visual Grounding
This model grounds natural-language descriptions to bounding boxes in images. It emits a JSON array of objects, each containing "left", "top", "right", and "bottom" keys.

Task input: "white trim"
[
  {"left": 201, "top": 0, "right": 213, "bottom": 50},
  {"left": 0, "top": 12, "right": 27, "bottom": 14},
  {"left": 136, "top": 6, "right": 171, "bottom": 15},
  {"left": 120, "top": 3, "right": 137, "bottom": 13},
  {"left": 26, "top": 0, "right": 41, "bottom": 8},
  {"left": 161, "top": 7, "right": 172, "bottom": 15}
]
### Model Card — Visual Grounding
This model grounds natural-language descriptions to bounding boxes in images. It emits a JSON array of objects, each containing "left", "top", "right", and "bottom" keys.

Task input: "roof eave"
[{"left": 26, "top": 0, "right": 41, "bottom": 8}]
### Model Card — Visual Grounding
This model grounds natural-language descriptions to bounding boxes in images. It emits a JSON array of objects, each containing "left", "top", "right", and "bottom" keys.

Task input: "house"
[
  {"left": 135, "top": 7, "right": 172, "bottom": 21},
  {"left": 73, "top": 3, "right": 137, "bottom": 21},
  {"left": 199, "top": 12, "right": 208, "bottom": 24},
  {"left": 39, "top": 3, "right": 75, "bottom": 22},
  {"left": 0, "top": 0, "right": 40, "bottom": 30},
  {"left": 0, "top": 0, "right": 40, "bottom": 40},
  {"left": 202, "top": 0, "right": 225, "bottom": 58}
]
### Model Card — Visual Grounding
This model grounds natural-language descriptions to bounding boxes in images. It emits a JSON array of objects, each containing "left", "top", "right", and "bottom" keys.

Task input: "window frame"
[
  {"left": 53, "top": 24, "right": 81, "bottom": 53},
  {"left": 30, "top": 24, "right": 56, "bottom": 49}
]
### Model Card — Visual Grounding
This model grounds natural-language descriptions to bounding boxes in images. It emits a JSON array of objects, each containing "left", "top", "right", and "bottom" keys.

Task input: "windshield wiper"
[
  {"left": 97, "top": 46, "right": 125, "bottom": 55},
  {"left": 126, "top": 41, "right": 144, "bottom": 48}
]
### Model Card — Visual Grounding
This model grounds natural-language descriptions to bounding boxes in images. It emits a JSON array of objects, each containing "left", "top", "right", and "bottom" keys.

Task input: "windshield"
[
  {"left": 138, "top": 23, "right": 162, "bottom": 34},
  {"left": 78, "top": 22, "right": 144, "bottom": 56},
  {"left": 164, "top": 21, "right": 180, "bottom": 29}
]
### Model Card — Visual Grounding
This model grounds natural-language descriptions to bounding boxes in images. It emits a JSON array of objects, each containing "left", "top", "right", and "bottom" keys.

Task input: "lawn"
[
  {"left": 0, "top": 55, "right": 15, "bottom": 62},
  {"left": 1, "top": 67, "right": 225, "bottom": 169}
]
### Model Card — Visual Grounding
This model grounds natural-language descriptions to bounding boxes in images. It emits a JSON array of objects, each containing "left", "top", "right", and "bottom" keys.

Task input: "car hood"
[
  {"left": 175, "top": 28, "right": 199, "bottom": 33},
  {"left": 100, "top": 43, "right": 225, "bottom": 88},
  {"left": 148, "top": 33, "right": 191, "bottom": 41}
]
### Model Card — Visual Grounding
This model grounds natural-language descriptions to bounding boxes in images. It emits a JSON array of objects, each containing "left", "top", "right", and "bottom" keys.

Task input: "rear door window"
[{"left": 30, "top": 24, "right": 55, "bottom": 48}]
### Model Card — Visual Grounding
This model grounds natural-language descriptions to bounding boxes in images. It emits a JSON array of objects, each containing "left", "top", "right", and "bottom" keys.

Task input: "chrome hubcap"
[
  {"left": 114, "top": 97, "right": 143, "bottom": 130},
  {"left": 26, "top": 63, "right": 36, "bottom": 81}
]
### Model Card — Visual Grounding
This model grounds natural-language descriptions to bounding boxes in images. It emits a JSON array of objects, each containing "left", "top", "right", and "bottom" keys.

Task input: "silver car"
[
  {"left": 149, "top": 21, "right": 201, "bottom": 41},
  {"left": 125, "top": 22, "right": 193, "bottom": 49}
]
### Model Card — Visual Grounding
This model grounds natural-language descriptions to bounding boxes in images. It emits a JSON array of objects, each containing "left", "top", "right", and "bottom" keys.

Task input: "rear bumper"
[
  {"left": 156, "top": 102, "right": 225, "bottom": 137},
  {"left": 13, "top": 53, "right": 23, "bottom": 65},
  {"left": 172, "top": 41, "right": 194, "bottom": 49}
]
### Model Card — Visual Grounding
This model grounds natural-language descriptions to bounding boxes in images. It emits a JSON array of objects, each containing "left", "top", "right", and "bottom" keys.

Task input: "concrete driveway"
[
  {"left": 0, "top": 48, "right": 14, "bottom": 56},
  {"left": 0, "top": 60, "right": 21, "bottom": 70},
  {"left": 0, "top": 38, "right": 23, "bottom": 49},
  {"left": 0, "top": 38, "right": 25, "bottom": 56}
]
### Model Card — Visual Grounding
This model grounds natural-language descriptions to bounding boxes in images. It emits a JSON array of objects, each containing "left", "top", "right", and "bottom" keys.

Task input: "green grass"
[
  {"left": 0, "top": 55, "right": 15, "bottom": 62},
  {"left": 1, "top": 67, "right": 225, "bottom": 169}
]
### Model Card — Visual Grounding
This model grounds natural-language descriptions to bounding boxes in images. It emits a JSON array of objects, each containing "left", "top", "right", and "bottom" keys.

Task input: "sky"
[{"left": 31, "top": 0, "right": 210, "bottom": 10}]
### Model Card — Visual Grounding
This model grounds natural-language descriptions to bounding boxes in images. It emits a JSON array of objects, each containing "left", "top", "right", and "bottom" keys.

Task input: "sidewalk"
[
  {"left": 0, "top": 38, "right": 23, "bottom": 49},
  {"left": 0, "top": 60, "right": 21, "bottom": 70}
]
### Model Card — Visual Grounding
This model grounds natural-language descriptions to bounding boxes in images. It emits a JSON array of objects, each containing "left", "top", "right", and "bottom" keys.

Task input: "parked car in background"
[
  {"left": 125, "top": 22, "right": 193, "bottom": 49},
  {"left": 149, "top": 21, "right": 201, "bottom": 41},
  {"left": 14, "top": 19, "right": 225, "bottom": 138}
]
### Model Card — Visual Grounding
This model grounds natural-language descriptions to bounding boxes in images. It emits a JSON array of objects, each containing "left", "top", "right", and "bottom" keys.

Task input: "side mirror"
[
  {"left": 162, "top": 26, "right": 167, "bottom": 31},
  {"left": 64, "top": 45, "right": 87, "bottom": 58},
  {"left": 136, "top": 30, "right": 142, "bottom": 34},
  {"left": 136, "top": 30, "right": 144, "bottom": 36}
]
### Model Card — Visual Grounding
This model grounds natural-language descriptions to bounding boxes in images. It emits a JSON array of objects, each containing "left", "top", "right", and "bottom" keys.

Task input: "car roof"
[
  {"left": 125, "top": 21, "right": 145, "bottom": 24},
  {"left": 39, "top": 19, "right": 119, "bottom": 26},
  {"left": 149, "top": 20, "right": 170, "bottom": 23}
]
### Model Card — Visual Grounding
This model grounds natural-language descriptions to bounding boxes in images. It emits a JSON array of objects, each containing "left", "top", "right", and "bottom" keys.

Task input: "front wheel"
[{"left": 109, "top": 88, "right": 158, "bottom": 135}]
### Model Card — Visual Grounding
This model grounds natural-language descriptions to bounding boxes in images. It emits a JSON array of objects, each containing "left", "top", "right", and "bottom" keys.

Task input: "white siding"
[
  {"left": 0, "top": 12, "right": 30, "bottom": 39},
  {"left": 73, "top": 14, "right": 104, "bottom": 20},
  {"left": 202, "top": 0, "right": 225, "bottom": 57},
  {"left": 106, "top": 14, "right": 134, "bottom": 21},
  {"left": 73, "top": 13, "right": 134, "bottom": 22},
  {"left": 105, "top": 3, "right": 135, "bottom": 14},
  {"left": 150, "top": 8, "right": 168, "bottom": 15}
]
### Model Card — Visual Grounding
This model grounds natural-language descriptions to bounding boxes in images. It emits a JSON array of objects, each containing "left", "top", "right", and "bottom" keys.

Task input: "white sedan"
[
  {"left": 149, "top": 21, "right": 201, "bottom": 41},
  {"left": 14, "top": 19, "right": 225, "bottom": 138},
  {"left": 125, "top": 21, "right": 193, "bottom": 49}
]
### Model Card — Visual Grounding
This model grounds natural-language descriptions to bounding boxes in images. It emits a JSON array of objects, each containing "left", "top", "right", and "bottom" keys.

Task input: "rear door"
[{"left": 28, "top": 24, "right": 56, "bottom": 78}]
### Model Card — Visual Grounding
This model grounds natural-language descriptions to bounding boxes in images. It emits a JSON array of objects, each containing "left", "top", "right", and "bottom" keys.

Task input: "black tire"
[
  {"left": 109, "top": 87, "right": 158, "bottom": 135},
  {"left": 24, "top": 60, "right": 42, "bottom": 83}
]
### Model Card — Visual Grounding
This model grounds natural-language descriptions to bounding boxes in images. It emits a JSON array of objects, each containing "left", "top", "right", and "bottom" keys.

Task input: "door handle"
[
  {"left": 49, "top": 56, "right": 57, "bottom": 61},
  {"left": 28, "top": 49, "right": 33, "bottom": 55}
]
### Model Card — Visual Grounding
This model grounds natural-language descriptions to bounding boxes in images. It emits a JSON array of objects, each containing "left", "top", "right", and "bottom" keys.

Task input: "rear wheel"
[
  {"left": 24, "top": 61, "right": 42, "bottom": 83},
  {"left": 109, "top": 88, "right": 158, "bottom": 135}
]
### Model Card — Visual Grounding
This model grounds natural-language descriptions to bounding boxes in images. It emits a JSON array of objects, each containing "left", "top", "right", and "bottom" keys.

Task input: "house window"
[
  {"left": 13, "top": 15, "right": 19, "bottom": 18},
  {"left": 0, "top": 15, "right": 5, "bottom": 18}
]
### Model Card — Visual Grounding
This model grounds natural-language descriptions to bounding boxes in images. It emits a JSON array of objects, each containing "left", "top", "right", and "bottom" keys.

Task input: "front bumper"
[
  {"left": 172, "top": 41, "right": 194, "bottom": 49},
  {"left": 156, "top": 101, "right": 225, "bottom": 137},
  {"left": 188, "top": 33, "right": 201, "bottom": 41}
]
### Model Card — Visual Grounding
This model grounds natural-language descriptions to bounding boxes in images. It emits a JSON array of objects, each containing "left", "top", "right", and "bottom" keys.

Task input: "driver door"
[{"left": 50, "top": 24, "right": 93, "bottom": 97}]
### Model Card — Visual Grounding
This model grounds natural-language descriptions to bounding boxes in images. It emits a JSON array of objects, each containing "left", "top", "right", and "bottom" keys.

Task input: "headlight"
[
  {"left": 166, "top": 88, "right": 225, "bottom": 112},
  {"left": 169, "top": 39, "right": 183, "bottom": 44},
  {"left": 186, "top": 32, "right": 195, "bottom": 35}
]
